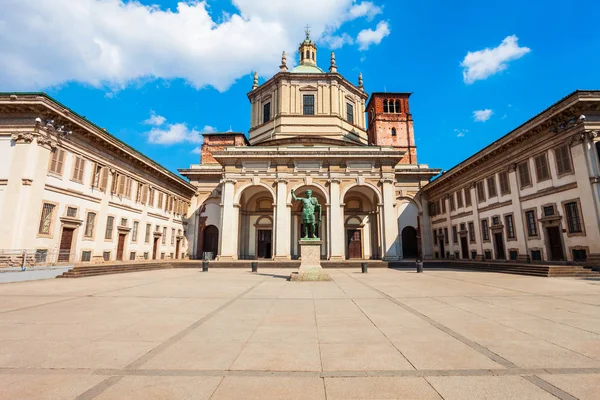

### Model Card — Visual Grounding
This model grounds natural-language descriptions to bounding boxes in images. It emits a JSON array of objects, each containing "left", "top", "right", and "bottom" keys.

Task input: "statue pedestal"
[{"left": 290, "top": 240, "right": 331, "bottom": 281}]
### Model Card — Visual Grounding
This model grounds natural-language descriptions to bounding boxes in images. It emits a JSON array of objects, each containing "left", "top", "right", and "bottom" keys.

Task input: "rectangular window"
[
  {"left": 499, "top": 171, "right": 510, "bottom": 195},
  {"left": 505, "top": 214, "right": 515, "bottom": 239},
  {"left": 35, "top": 249, "right": 48, "bottom": 263},
  {"left": 525, "top": 210, "right": 537, "bottom": 237},
  {"left": 120, "top": 218, "right": 127, "bottom": 227},
  {"left": 346, "top": 102, "right": 354, "bottom": 124},
  {"left": 441, "top": 199, "right": 446, "bottom": 214},
  {"left": 66, "top": 207, "right": 77, "bottom": 218},
  {"left": 161, "top": 252, "right": 165, "bottom": 260},
  {"left": 484, "top": 250, "right": 492, "bottom": 260},
  {"left": 148, "top": 188, "right": 155, "bottom": 206},
  {"left": 564, "top": 201, "right": 582, "bottom": 233},
  {"left": 509, "top": 250, "right": 518, "bottom": 260},
  {"left": 144, "top": 252, "right": 149, "bottom": 260},
  {"left": 518, "top": 161, "right": 531, "bottom": 188},
  {"left": 468, "top": 222, "right": 475, "bottom": 242},
  {"left": 303, "top": 94, "right": 315, "bottom": 115},
  {"left": 449, "top": 193, "right": 456, "bottom": 211},
  {"left": 492, "top": 216, "right": 500, "bottom": 226},
  {"left": 263, "top": 102, "right": 271, "bottom": 124},
  {"left": 145, "top": 223, "right": 151, "bottom": 243},
  {"left": 555, "top": 145, "right": 573, "bottom": 175},
  {"left": 129, "top": 252, "right": 136, "bottom": 261},
  {"left": 444, "top": 227, "right": 449, "bottom": 244},
  {"left": 531, "top": 250, "right": 542, "bottom": 261},
  {"left": 456, "top": 190, "right": 463, "bottom": 208},
  {"left": 84, "top": 212, "right": 96, "bottom": 237},
  {"left": 38, "top": 203, "right": 55, "bottom": 235},
  {"left": 48, "top": 148, "right": 66, "bottom": 175},
  {"left": 433, "top": 230, "right": 438, "bottom": 245},
  {"left": 132, "top": 221, "right": 139, "bottom": 242},
  {"left": 476, "top": 181, "right": 486, "bottom": 202},
  {"left": 81, "top": 251, "right": 91, "bottom": 262},
  {"left": 572, "top": 249, "right": 587, "bottom": 262},
  {"left": 71, "top": 156, "right": 85, "bottom": 182},
  {"left": 464, "top": 188, "right": 472, "bottom": 207},
  {"left": 481, "top": 219, "right": 489, "bottom": 241},
  {"left": 534, "top": 153, "right": 551, "bottom": 182},
  {"left": 162, "top": 227, "right": 167, "bottom": 244},
  {"left": 171, "top": 228, "right": 175, "bottom": 245},
  {"left": 103, "top": 251, "right": 111, "bottom": 261},
  {"left": 487, "top": 176, "right": 497, "bottom": 198},
  {"left": 125, "top": 177, "right": 133, "bottom": 198},
  {"left": 157, "top": 192, "right": 163, "bottom": 208},
  {"left": 452, "top": 226, "right": 458, "bottom": 244},
  {"left": 460, "top": 223, "right": 466, "bottom": 231},
  {"left": 105, "top": 216, "right": 114, "bottom": 240},
  {"left": 471, "top": 250, "right": 477, "bottom": 260}
]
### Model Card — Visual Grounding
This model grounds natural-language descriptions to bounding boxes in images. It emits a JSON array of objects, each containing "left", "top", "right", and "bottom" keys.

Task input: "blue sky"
[{"left": 2, "top": 0, "right": 599, "bottom": 175}]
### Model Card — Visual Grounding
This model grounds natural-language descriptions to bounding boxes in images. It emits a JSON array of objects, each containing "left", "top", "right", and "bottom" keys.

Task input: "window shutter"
[
  {"left": 78, "top": 159, "right": 85, "bottom": 182},
  {"left": 141, "top": 185, "right": 148, "bottom": 204},
  {"left": 99, "top": 167, "right": 109, "bottom": 191},
  {"left": 56, "top": 150, "right": 65, "bottom": 174},
  {"left": 91, "top": 163, "right": 98, "bottom": 187}
]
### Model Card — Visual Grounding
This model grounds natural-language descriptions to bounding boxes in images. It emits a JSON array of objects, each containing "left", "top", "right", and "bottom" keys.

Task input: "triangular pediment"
[{"left": 299, "top": 85, "right": 318, "bottom": 92}]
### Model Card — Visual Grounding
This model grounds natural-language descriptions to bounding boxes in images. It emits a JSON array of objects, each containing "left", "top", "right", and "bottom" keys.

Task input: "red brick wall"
[
  {"left": 201, "top": 135, "right": 246, "bottom": 164},
  {"left": 366, "top": 94, "right": 417, "bottom": 164}
]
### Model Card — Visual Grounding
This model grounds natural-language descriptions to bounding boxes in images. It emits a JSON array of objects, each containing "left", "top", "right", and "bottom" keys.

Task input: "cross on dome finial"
[{"left": 304, "top": 24, "right": 311, "bottom": 39}]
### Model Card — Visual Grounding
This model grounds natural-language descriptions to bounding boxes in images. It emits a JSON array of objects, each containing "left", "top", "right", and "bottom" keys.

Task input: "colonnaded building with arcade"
[{"left": 1, "top": 33, "right": 599, "bottom": 268}]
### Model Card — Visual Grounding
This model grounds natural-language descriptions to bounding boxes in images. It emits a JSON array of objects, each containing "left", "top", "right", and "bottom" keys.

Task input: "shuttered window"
[
  {"left": 487, "top": 176, "right": 497, "bottom": 198},
  {"left": 125, "top": 177, "right": 133, "bottom": 198},
  {"left": 476, "top": 181, "right": 486, "bottom": 202},
  {"left": 48, "top": 149, "right": 66, "bottom": 175},
  {"left": 84, "top": 212, "right": 96, "bottom": 237},
  {"left": 499, "top": 171, "right": 510, "bottom": 194},
  {"left": 564, "top": 202, "right": 582, "bottom": 233},
  {"left": 105, "top": 216, "right": 114, "bottom": 240},
  {"left": 71, "top": 156, "right": 85, "bottom": 182},
  {"left": 464, "top": 188, "right": 472, "bottom": 206},
  {"left": 132, "top": 221, "right": 139, "bottom": 242},
  {"left": 534, "top": 153, "right": 551, "bottom": 182},
  {"left": 518, "top": 161, "right": 531, "bottom": 188},
  {"left": 555, "top": 145, "right": 573, "bottom": 175}
]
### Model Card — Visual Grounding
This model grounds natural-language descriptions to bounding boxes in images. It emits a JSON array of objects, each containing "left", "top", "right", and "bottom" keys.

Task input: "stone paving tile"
[
  {"left": 211, "top": 376, "right": 326, "bottom": 400},
  {"left": 140, "top": 341, "right": 246, "bottom": 370},
  {"left": 426, "top": 376, "right": 558, "bottom": 400},
  {"left": 324, "top": 377, "right": 442, "bottom": 400},
  {"left": 538, "top": 373, "right": 600, "bottom": 400},
  {"left": 320, "top": 342, "right": 414, "bottom": 371},
  {"left": 0, "top": 373, "right": 106, "bottom": 400},
  {"left": 230, "top": 341, "right": 322, "bottom": 371},
  {"left": 94, "top": 376, "right": 223, "bottom": 400},
  {"left": 0, "top": 339, "right": 85, "bottom": 368}
]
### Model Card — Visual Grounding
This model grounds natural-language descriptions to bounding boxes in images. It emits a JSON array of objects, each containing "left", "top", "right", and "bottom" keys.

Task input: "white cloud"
[
  {"left": 454, "top": 128, "right": 468, "bottom": 138},
  {"left": 146, "top": 119, "right": 216, "bottom": 145},
  {"left": 144, "top": 111, "right": 167, "bottom": 127},
  {"left": 321, "top": 33, "right": 354, "bottom": 50},
  {"left": 356, "top": 21, "right": 390, "bottom": 51},
  {"left": 348, "top": 1, "right": 383, "bottom": 21},
  {"left": 0, "top": 0, "right": 387, "bottom": 92},
  {"left": 191, "top": 146, "right": 202, "bottom": 155},
  {"left": 461, "top": 35, "right": 530, "bottom": 84},
  {"left": 473, "top": 109, "right": 493, "bottom": 122}
]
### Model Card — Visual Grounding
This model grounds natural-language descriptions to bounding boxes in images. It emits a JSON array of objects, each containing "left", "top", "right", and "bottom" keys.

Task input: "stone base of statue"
[{"left": 290, "top": 240, "right": 331, "bottom": 281}]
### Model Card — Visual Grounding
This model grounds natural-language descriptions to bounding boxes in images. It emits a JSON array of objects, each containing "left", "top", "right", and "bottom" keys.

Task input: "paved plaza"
[{"left": 0, "top": 268, "right": 599, "bottom": 399}]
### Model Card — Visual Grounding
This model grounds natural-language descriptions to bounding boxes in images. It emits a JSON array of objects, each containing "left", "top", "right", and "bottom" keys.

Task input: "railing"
[{"left": 0, "top": 249, "right": 77, "bottom": 269}]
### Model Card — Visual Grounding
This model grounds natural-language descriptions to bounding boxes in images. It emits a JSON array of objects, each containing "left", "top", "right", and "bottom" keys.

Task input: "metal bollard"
[
  {"left": 361, "top": 262, "right": 368, "bottom": 273},
  {"left": 251, "top": 262, "right": 258, "bottom": 273},
  {"left": 416, "top": 260, "right": 423, "bottom": 273},
  {"left": 202, "top": 261, "right": 209, "bottom": 272}
]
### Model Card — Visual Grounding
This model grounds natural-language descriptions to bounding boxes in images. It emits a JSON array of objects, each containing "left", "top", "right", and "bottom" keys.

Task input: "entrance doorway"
[
  {"left": 347, "top": 229, "right": 362, "bottom": 259},
  {"left": 175, "top": 239, "right": 181, "bottom": 259},
  {"left": 546, "top": 226, "right": 565, "bottom": 261},
  {"left": 203, "top": 225, "right": 218, "bottom": 259},
  {"left": 58, "top": 227, "right": 74, "bottom": 262},
  {"left": 460, "top": 236, "right": 469, "bottom": 259},
  {"left": 152, "top": 237, "right": 159, "bottom": 260},
  {"left": 256, "top": 229, "right": 272, "bottom": 259},
  {"left": 493, "top": 232, "right": 505, "bottom": 260},
  {"left": 439, "top": 237, "right": 445, "bottom": 259},
  {"left": 117, "top": 233, "right": 126, "bottom": 261},
  {"left": 401, "top": 226, "right": 418, "bottom": 258}
]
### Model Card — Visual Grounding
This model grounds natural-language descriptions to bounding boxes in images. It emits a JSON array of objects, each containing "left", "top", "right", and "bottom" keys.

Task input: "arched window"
[
  {"left": 391, "top": 128, "right": 397, "bottom": 136},
  {"left": 394, "top": 100, "right": 400, "bottom": 113},
  {"left": 312, "top": 51, "right": 315, "bottom": 60},
  {"left": 306, "top": 50, "right": 310, "bottom": 59},
  {"left": 383, "top": 100, "right": 389, "bottom": 113}
]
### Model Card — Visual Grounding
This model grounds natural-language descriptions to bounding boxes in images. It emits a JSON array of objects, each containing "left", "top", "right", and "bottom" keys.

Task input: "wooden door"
[
  {"left": 547, "top": 227, "right": 565, "bottom": 261},
  {"left": 58, "top": 228, "right": 74, "bottom": 262},
  {"left": 153, "top": 237, "right": 159, "bottom": 260},
  {"left": 116, "top": 234, "right": 126, "bottom": 261},
  {"left": 257, "top": 229, "right": 272, "bottom": 259},
  {"left": 494, "top": 232, "right": 506, "bottom": 260},
  {"left": 175, "top": 239, "right": 180, "bottom": 259},
  {"left": 460, "top": 236, "right": 469, "bottom": 259},
  {"left": 347, "top": 229, "right": 362, "bottom": 259}
]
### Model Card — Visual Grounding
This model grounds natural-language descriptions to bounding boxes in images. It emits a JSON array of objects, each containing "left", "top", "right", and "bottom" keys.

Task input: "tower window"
[
  {"left": 263, "top": 102, "right": 271, "bottom": 124},
  {"left": 303, "top": 95, "right": 315, "bottom": 115},
  {"left": 394, "top": 100, "right": 401, "bottom": 113},
  {"left": 312, "top": 51, "right": 315, "bottom": 60},
  {"left": 391, "top": 128, "right": 397, "bottom": 136},
  {"left": 306, "top": 50, "right": 309, "bottom": 60},
  {"left": 383, "top": 100, "right": 390, "bottom": 113},
  {"left": 346, "top": 102, "right": 354, "bottom": 124}
]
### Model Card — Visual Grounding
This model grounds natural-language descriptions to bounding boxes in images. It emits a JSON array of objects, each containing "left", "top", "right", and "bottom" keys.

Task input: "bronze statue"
[{"left": 291, "top": 189, "right": 321, "bottom": 239}]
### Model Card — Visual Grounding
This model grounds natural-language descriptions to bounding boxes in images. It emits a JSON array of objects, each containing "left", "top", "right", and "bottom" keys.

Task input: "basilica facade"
[{"left": 181, "top": 34, "right": 440, "bottom": 261}]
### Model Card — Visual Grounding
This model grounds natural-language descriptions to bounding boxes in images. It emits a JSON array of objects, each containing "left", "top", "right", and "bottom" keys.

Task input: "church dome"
[{"left": 290, "top": 64, "right": 325, "bottom": 74}]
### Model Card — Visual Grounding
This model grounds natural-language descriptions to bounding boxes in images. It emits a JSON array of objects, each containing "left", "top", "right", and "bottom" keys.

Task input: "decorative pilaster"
[
  {"left": 218, "top": 178, "right": 239, "bottom": 261},
  {"left": 380, "top": 176, "right": 399, "bottom": 260},
  {"left": 274, "top": 177, "right": 291, "bottom": 260},
  {"left": 327, "top": 177, "right": 344, "bottom": 260}
]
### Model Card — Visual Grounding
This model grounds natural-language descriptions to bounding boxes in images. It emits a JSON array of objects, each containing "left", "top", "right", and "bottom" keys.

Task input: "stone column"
[
  {"left": 506, "top": 164, "right": 528, "bottom": 260},
  {"left": 274, "top": 178, "right": 291, "bottom": 260},
  {"left": 218, "top": 178, "right": 238, "bottom": 261},
  {"left": 469, "top": 183, "right": 484, "bottom": 260},
  {"left": 328, "top": 178, "right": 344, "bottom": 260},
  {"left": 381, "top": 177, "right": 399, "bottom": 260}
]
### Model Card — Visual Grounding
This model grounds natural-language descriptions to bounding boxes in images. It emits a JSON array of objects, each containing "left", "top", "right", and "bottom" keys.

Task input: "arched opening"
[
  {"left": 203, "top": 225, "right": 219, "bottom": 260},
  {"left": 343, "top": 185, "right": 381, "bottom": 259},
  {"left": 290, "top": 185, "right": 328, "bottom": 259},
  {"left": 391, "top": 127, "right": 397, "bottom": 137},
  {"left": 401, "top": 226, "right": 418, "bottom": 259},
  {"left": 238, "top": 185, "right": 275, "bottom": 259}
]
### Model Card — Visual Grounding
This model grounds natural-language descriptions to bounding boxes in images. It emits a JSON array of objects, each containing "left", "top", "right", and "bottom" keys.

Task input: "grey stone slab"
[{"left": 426, "top": 376, "right": 558, "bottom": 400}]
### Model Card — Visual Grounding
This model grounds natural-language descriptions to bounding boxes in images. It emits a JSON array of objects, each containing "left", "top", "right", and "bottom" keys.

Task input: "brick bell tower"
[{"left": 366, "top": 93, "right": 417, "bottom": 164}]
